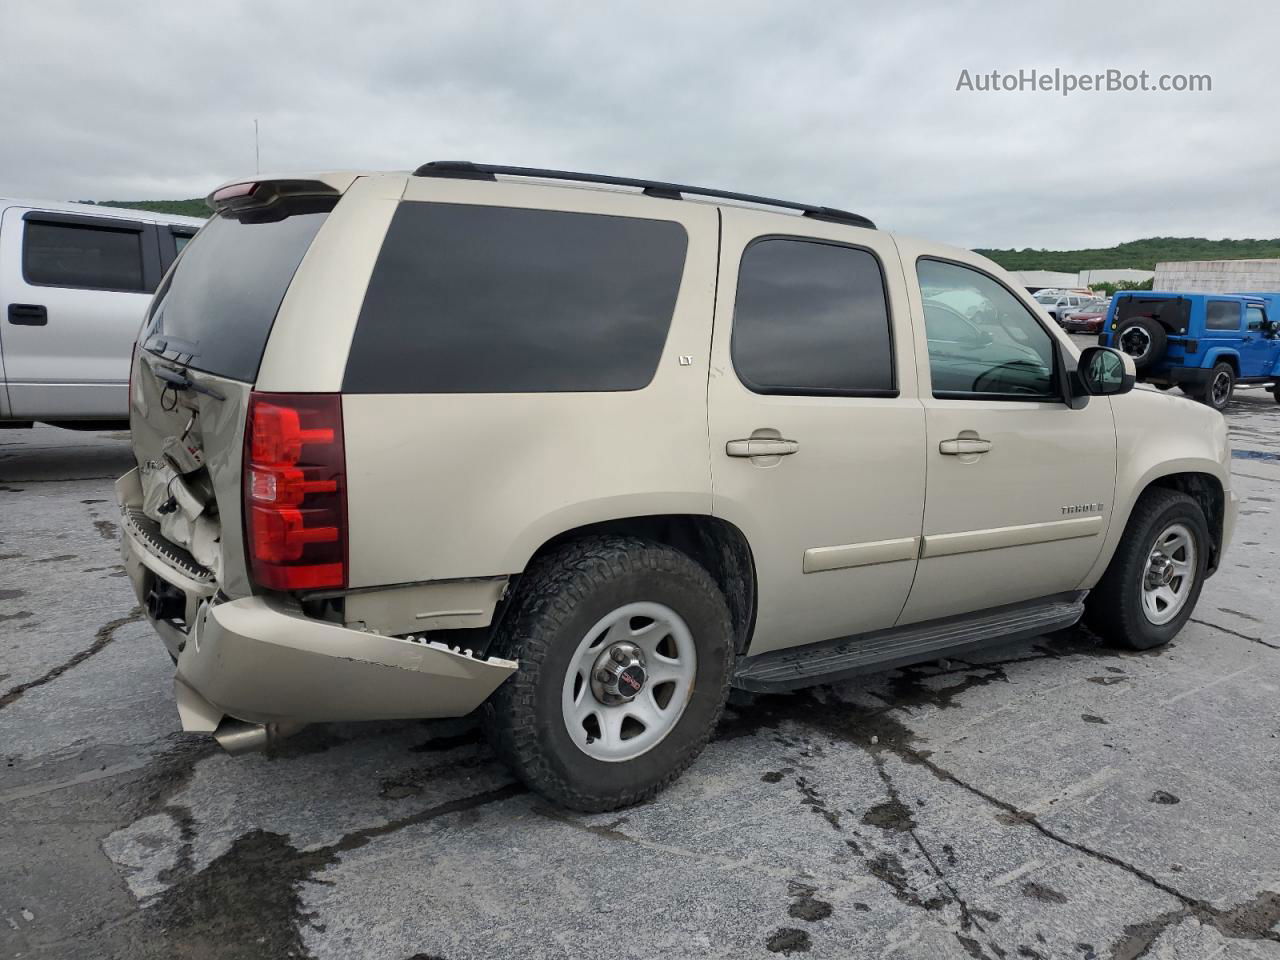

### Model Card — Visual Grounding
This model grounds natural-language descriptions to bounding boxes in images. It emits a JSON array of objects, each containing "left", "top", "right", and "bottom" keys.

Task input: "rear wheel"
[
  {"left": 484, "top": 535, "right": 734, "bottom": 811},
  {"left": 1198, "top": 361, "right": 1235, "bottom": 411},
  {"left": 1085, "top": 489, "right": 1209, "bottom": 650}
]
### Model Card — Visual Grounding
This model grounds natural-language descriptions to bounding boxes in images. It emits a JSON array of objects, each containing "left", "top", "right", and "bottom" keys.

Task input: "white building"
[
  {"left": 1154, "top": 259, "right": 1280, "bottom": 293},
  {"left": 1010, "top": 270, "right": 1078, "bottom": 291},
  {"left": 1077, "top": 269, "right": 1154, "bottom": 287},
  {"left": 1009, "top": 268, "right": 1155, "bottom": 292}
]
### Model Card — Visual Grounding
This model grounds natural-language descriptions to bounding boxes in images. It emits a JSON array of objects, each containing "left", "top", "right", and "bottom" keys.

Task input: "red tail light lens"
[{"left": 243, "top": 392, "right": 347, "bottom": 591}]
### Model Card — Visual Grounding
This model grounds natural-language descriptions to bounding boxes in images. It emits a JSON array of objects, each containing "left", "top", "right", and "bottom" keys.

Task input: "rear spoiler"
[{"left": 205, "top": 178, "right": 346, "bottom": 223}]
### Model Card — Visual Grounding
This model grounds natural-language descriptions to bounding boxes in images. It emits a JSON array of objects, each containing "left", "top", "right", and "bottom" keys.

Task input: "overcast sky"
[{"left": 3, "top": 0, "right": 1276, "bottom": 249}]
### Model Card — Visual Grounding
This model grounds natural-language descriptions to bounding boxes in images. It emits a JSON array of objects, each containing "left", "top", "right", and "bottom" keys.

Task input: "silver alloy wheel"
[
  {"left": 1118, "top": 325, "right": 1151, "bottom": 361},
  {"left": 1140, "top": 522, "right": 1197, "bottom": 625},
  {"left": 1211, "top": 370, "right": 1232, "bottom": 407},
  {"left": 561, "top": 601, "right": 697, "bottom": 762}
]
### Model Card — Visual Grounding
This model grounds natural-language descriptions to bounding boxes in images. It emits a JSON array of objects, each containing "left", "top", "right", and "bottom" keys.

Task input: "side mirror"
[{"left": 1078, "top": 346, "right": 1135, "bottom": 396}]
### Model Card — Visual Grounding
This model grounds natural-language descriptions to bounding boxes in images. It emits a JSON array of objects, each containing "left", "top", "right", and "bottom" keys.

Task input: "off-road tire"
[
  {"left": 483, "top": 535, "right": 735, "bottom": 812},
  {"left": 1198, "top": 361, "right": 1235, "bottom": 411},
  {"left": 1084, "top": 489, "right": 1209, "bottom": 650},
  {"left": 1115, "top": 316, "right": 1166, "bottom": 372}
]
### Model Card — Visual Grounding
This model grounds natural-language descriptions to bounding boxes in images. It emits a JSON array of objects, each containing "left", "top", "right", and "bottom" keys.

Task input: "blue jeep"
[{"left": 1098, "top": 292, "right": 1280, "bottom": 410}]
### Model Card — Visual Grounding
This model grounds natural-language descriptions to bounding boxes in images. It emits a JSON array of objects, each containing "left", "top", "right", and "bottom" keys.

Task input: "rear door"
[
  {"left": 708, "top": 209, "right": 925, "bottom": 656},
  {"left": 0, "top": 207, "right": 160, "bottom": 418},
  {"left": 896, "top": 240, "right": 1117, "bottom": 625}
]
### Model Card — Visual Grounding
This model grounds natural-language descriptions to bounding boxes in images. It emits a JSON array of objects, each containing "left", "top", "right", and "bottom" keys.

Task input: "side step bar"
[{"left": 733, "top": 592, "right": 1087, "bottom": 692}]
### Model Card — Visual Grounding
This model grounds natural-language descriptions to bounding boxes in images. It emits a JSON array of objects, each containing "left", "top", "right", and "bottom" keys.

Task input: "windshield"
[{"left": 141, "top": 209, "right": 330, "bottom": 382}]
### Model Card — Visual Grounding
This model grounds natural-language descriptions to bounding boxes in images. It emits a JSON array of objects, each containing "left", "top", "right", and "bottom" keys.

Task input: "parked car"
[
  {"left": 1061, "top": 300, "right": 1110, "bottom": 334},
  {"left": 117, "top": 164, "right": 1236, "bottom": 811},
  {"left": 1099, "top": 291, "right": 1280, "bottom": 410},
  {"left": 1038, "top": 292, "right": 1093, "bottom": 323},
  {"left": 0, "top": 198, "right": 205, "bottom": 428}
]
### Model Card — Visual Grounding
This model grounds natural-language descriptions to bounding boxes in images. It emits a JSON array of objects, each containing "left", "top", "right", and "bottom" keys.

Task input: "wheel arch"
[
  {"left": 1084, "top": 466, "right": 1226, "bottom": 589},
  {"left": 1203, "top": 348, "right": 1240, "bottom": 375},
  {"left": 527, "top": 514, "right": 758, "bottom": 655}
]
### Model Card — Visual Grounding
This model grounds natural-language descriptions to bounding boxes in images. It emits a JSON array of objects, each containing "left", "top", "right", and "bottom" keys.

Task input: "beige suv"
[{"left": 117, "top": 163, "right": 1237, "bottom": 811}]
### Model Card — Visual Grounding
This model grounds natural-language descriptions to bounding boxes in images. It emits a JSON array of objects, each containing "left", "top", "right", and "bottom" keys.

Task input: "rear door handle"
[
  {"left": 726, "top": 438, "right": 799, "bottom": 458},
  {"left": 8, "top": 303, "right": 48, "bottom": 326},
  {"left": 939, "top": 437, "right": 992, "bottom": 456}
]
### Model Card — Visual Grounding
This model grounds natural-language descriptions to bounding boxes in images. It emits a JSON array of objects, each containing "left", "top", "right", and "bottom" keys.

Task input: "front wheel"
[
  {"left": 1084, "top": 489, "right": 1209, "bottom": 650},
  {"left": 484, "top": 535, "right": 734, "bottom": 811}
]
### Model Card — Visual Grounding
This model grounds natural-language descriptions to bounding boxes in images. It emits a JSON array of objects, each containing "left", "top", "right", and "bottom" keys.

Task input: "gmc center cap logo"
[{"left": 618, "top": 665, "right": 646, "bottom": 695}]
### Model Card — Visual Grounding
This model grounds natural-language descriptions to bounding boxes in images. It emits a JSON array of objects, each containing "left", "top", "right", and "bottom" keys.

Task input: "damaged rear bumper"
[
  {"left": 172, "top": 595, "right": 517, "bottom": 732},
  {"left": 116, "top": 468, "right": 517, "bottom": 736}
]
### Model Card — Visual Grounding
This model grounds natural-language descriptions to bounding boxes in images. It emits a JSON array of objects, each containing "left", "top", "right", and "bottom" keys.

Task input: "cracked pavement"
[{"left": 2, "top": 384, "right": 1279, "bottom": 960}]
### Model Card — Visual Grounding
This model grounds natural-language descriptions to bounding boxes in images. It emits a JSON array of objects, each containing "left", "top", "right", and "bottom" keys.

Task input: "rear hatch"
[{"left": 127, "top": 182, "right": 338, "bottom": 598}]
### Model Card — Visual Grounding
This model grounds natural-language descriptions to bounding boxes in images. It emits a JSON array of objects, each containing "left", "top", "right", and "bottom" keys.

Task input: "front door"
[
  {"left": 708, "top": 208, "right": 926, "bottom": 656},
  {"left": 1241, "top": 304, "right": 1278, "bottom": 379},
  {"left": 895, "top": 241, "right": 1118, "bottom": 625},
  {"left": 0, "top": 208, "right": 159, "bottom": 419}
]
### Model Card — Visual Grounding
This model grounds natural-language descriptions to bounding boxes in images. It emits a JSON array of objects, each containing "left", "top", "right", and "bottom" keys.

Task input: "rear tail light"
[{"left": 243, "top": 392, "right": 347, "bottom": 591}]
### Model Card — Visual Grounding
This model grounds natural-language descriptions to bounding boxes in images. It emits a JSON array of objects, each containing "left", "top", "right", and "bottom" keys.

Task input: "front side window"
[
  {"left": 918, "top": 258, "right": 1057, "bottom": 399},
  {"left": 345, "top": 203, "right": 688, "bottom": 393},
  {"left": 23, "top": 220, "right": 146, "bottom": 292},
  {"left": 731, "top": 238, "right": 894, "bottom": 395},
  {"left": 1246, "top": 305, "right": 1266, "bottom": 331},
  {"left": 1206, "top": 300, "right": 1242, "bottom": 331}
]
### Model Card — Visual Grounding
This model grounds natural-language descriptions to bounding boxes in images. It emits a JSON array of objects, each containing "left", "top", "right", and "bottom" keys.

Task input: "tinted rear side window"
[
  {"left": 343, "top": 203, "right": 688, "bottom": 393},
  {"left": 24, "top": 221, "right": 146, "bottom": 292},
  {"left": 141, "top": 211, "right": 329, "bottom": 382},
  {"left": 1206, "top": 300, "right": 1241, "bottom": 331},
  {"left": 731, "top": 238, "right": 894, "bottom": 395}
]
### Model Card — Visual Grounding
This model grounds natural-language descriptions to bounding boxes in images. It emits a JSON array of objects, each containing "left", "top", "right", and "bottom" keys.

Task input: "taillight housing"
[{"left": 243, "top": 392, "right": 347, "bottom": 591}]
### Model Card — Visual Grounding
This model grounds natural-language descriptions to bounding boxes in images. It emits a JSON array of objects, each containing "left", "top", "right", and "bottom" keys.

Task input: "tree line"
[{"left": 976, "top": 236, "right": 1280, "bottom": 272}]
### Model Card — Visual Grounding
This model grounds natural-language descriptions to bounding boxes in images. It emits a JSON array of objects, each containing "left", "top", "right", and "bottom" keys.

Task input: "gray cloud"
[{"left": 2, "top": 0, "right": 1275, "bottom": 248}]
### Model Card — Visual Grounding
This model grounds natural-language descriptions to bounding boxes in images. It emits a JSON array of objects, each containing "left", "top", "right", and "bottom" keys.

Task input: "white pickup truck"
[{"left": 0, "top": 198, "right": 205, "bottom": 428}]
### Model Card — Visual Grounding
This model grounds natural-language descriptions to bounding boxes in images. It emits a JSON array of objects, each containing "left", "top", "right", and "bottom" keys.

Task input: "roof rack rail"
[{"left": 412, "top": 161, "right": 876, "bottom": 230}]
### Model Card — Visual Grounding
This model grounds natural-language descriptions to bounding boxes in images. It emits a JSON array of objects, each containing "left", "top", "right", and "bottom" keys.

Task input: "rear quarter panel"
[{"left": 331, "top": 180, "right": 720, "bottom": 588}]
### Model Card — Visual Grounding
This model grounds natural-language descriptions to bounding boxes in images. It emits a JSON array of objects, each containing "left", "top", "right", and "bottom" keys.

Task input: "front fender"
[{"left": 1079, "top": 391, "right": 1231, "bottom": 587}]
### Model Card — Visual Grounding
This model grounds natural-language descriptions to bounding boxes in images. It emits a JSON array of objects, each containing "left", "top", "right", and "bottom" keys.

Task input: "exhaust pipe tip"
[
  {"left": 212, "top": 718, "right": 270, "bottom": 754},
  {"left": 212, "top": 718, "right": 305, "bottom": 755}
]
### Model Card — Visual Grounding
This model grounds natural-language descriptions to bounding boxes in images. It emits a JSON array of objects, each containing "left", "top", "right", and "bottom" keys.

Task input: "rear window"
[
  {"left": 343, "top": 203, "right": 688, "bottom": 393},
  {"left": 1115, "top": 296, "right": 1190, "bottom": 331},
  {"left": 1206, "top": 300, "right": 1241, "bottom": 331},
  {"left": 141, "top": 210, "right": 329, "bottom": 382},
  {"left": 24, "top": 220, "right": 147, "bottom": 292}
]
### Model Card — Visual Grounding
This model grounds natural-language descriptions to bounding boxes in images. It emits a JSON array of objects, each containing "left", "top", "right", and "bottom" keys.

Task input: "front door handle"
[
  {"left": 726, "top": 438, "right": 799, "bottom": 458},
  {"left": 939, "top": 437, "right": 992, "bottom": 456},
  {"left": 8, "top": 303, "right": 48, "bottom": 326}
]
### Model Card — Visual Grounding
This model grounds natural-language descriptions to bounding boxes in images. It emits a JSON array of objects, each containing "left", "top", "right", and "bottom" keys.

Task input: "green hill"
[
  {"left": 976, "top": 237, "right": 1280, "bottom": 273},
  {"left": 79, "top": 199, "right": 209, "bottom": 218}
]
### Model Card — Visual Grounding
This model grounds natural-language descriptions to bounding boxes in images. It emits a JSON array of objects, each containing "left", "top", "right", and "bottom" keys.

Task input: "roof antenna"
[{"left": 254, "top": 119, "right": 260, "bottom": 174}]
